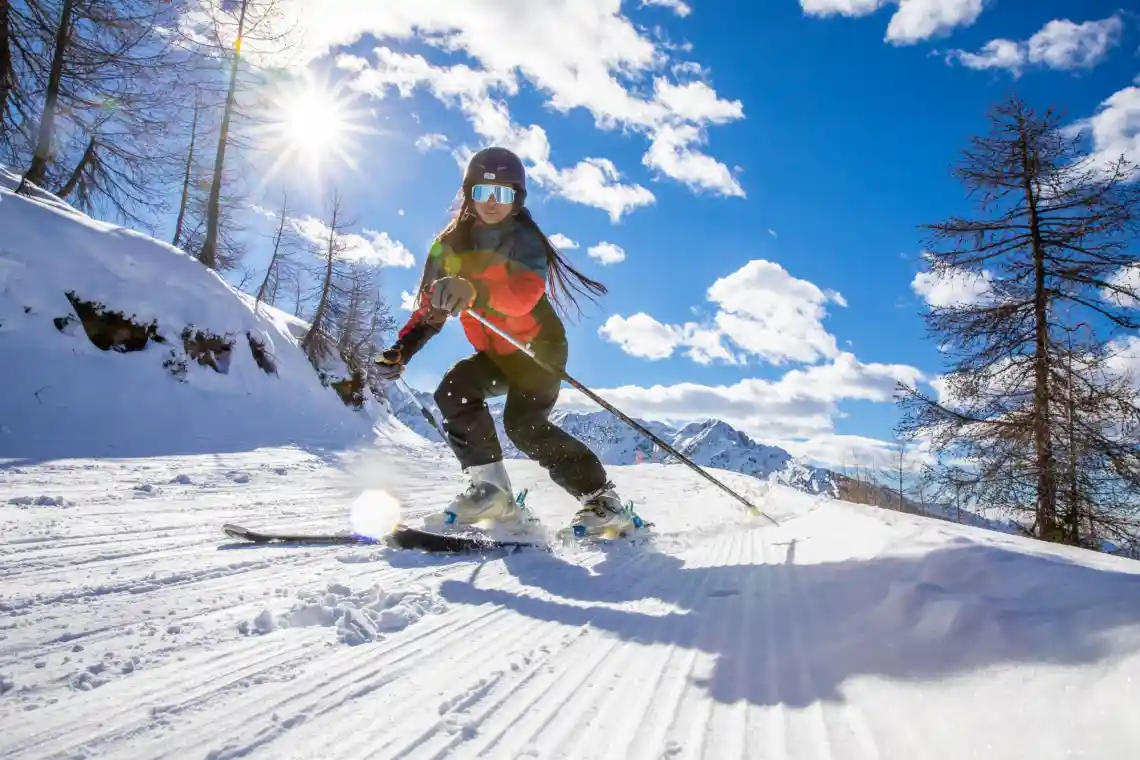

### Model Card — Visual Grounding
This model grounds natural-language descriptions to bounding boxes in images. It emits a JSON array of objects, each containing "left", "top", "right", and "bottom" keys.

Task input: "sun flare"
[
  {"left": 255, "top": 73, "right": 373, "bottom": 184},
  {"left": 280, "top": 89, "right": 347, "bottom": 155}
]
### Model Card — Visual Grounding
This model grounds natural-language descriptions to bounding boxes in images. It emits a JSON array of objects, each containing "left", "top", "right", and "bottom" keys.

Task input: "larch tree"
[
  {"left": 190, "top": 0, "right": 294, "bottom": 270},
  {"left": 300, "top": 189, "right": 351, "bottom": 367},
  {"left": 253, "top": 189, "right": 300, "bottom": 313},
  {"left": 896, "top": 94, "right": 1140, "bottom": 547},
  {"left": 12, "top": 0, "right": 191, "bottom": 226}
]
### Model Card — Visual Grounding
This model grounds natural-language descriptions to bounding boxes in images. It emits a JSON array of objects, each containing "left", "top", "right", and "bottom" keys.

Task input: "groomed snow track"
[{"left": 3, "top": 443, "right": 1139, "bottom": 760}]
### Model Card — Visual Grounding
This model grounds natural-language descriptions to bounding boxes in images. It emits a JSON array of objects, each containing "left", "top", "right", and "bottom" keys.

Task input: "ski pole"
[
  {"left": 464, "top": 309, "right": 778, "bottom": 525},
  {"left": 399, "top": 377, "right": 446, "bottom": 439}
]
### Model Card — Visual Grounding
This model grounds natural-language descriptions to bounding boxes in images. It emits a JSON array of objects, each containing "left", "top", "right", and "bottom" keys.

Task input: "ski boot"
[
  {"left": 564, "top": 482, "right": 649, "bottom": 541},
  {"left": 423, "top": 462, "right": 540, "bottom": 540}
]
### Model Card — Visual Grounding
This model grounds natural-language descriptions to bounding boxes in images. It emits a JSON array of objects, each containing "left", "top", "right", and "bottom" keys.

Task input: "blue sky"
[{"left": 231, "top": 0, "right": 1140, "bottom": 469}]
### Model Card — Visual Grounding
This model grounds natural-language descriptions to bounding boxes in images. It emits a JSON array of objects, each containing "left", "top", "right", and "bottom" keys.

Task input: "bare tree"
[
  {"left": 1, "top": 1, "right": 14, "bottom": 129},
  {"left": 194, "top": 0, "right": 294, "bottom": 270},
  {"left": 896, "top": 94, "right": 1140, "bottom": 546},
  {"left": 173, "top": 149, "right": 249, "bottom": 273},
  {"left": 254, "top": 190, "right": 300, "bottom": 313},
  {"left": 292, "top": 272, "right": 305, "bottom": 318},
  {"left": 301, "top": 189, "right": 351, "bottom": 366},
  {"left": 16, "top": 0, "right": 74, "bottom": 191},
  {"left": 895, "top": 436, "right": 908, "bottom": 512},
  {"left": 11, "top": 0, "right": 191, "bottom": 226},
  {"left": 1, "top": 0, "right": 36, "bottom": 160},
  {"left": 172, "top": 94, "right": 202, "bottom": 249},
  {"left": 336, "top": 265, "right": 395, "bottom": 367}
]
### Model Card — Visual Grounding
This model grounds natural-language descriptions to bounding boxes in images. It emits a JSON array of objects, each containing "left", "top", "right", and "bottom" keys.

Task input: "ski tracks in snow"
[{"left": 0, "top": 449, "right": 902, "bottom": 760}]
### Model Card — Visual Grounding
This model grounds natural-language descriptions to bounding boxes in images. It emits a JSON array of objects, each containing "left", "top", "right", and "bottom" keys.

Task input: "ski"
[
  {"left": 220, "top": 522, "right": 549, "bottom": 553},
  {"left": 221, "top": 489, "right": 655, "bottom": 554}
]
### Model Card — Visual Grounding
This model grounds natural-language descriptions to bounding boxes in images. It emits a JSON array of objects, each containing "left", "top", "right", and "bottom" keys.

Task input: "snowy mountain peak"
[{"left": 385, "top": 383, "right": 834, "bottom": 496}]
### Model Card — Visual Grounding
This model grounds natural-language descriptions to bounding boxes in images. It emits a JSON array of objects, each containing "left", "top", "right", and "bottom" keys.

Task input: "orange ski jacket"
[{"left": 393, "top": 214, "right": 566, "bottom": 363}]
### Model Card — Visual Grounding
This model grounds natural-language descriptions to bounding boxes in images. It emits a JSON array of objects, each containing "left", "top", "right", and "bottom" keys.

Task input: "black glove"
[
  {"left": 429, "top": 276, "right": 477, "bottom": 315},
  {"left": 373, "top": 347, "right": 404, "bottom": 381}
]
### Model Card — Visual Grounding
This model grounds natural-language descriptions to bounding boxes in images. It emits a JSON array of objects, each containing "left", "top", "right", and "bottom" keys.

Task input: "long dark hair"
[{"left": 435, "top": 196, "right": 608, "bottom": 320}]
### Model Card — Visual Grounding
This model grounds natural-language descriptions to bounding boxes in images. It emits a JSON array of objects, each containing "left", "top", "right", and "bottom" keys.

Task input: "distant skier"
[{"left": 375, "top": 146, "right": 636, "bottom": 537}]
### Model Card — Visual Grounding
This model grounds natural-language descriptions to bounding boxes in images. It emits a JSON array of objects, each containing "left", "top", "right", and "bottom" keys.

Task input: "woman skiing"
[{"left": 375, "top": 146, "right": 636, "bottom": 537}]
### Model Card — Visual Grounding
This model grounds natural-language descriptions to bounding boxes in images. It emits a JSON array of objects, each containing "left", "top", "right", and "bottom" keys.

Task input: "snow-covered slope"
[
  {"left": 388, "top": 383, "right": 836, "bottom": 494},
  {"left": 0, "top": 171, "right": 412, "bottom": 463},
  {"left": 4, "top": 166, "right": 1139, "bottom": 760},
  {"left": 2, "top": 445, "right": 1139, "bottom": 759}
]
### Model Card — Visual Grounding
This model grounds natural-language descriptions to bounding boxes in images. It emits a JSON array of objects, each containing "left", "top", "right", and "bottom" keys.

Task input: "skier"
[{"left": 374, "top": 146, "right": 637, "bottom": 538}]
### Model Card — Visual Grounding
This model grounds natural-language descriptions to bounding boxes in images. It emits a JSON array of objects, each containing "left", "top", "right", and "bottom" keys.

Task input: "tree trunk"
[
  {"left": 302, "top": 200, "right": 339, "bottom": 360},
  {"left": 56, "top": 135, "right": 95, "bottom": 199},
  {"left": 255, "top": 191, "right": 288, "bottom": 312},
  {"left": 1020, "top": 127, "right": 1058, "bottom": 541},
  {"left": 1, "top": 0, "right": 13, "bottom": 127},
  {"left": 19, "top": 0, "right": 74, "bottom": 191},
  {"left": 1066, "top": 355, "right": 1079, "bottom": 544},
  {"left": 897, "top": 443, "right": 905, "bottom": 512},
  {"left": 172, "top": 96, "right": 201, "bottom": 249},
  {"left": 199, "top": 0, "right": 248, "bottom": 270}
]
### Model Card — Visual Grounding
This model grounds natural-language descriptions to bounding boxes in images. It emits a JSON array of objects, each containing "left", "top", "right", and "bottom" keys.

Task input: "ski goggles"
[{"left": 470, "top": 183, "right": 516, "bottom": 204}]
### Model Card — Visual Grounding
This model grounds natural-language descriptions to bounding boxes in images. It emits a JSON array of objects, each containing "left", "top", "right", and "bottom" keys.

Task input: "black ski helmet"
[{"left": 463, "top": 146, "right": 526, "bottom": 206}]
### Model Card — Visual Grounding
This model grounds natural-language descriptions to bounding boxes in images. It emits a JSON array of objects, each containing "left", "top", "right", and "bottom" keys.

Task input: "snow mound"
[
  {"left": 6, "top": 494, "right": 71, "bottom": 507},
  {"left": 243, "top": 582, "right": 448, "bottom": 646},
  {"left": 0, "top": 171, "right": 404, "bottom": 463}
]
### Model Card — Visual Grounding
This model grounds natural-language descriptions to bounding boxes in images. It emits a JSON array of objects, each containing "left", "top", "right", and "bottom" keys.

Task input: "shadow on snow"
[{"left": 437, "top": 534, "right": 1140, "bottom": 709}]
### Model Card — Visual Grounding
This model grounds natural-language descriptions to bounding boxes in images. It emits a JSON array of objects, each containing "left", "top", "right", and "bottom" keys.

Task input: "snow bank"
[{"left": 0, "top": 172, "right": 404, "bottom": 463}]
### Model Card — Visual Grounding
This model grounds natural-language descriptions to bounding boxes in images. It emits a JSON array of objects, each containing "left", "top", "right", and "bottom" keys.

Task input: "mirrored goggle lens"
[{"left": 471, "top": 184, "right": 516, "bottom": 204}]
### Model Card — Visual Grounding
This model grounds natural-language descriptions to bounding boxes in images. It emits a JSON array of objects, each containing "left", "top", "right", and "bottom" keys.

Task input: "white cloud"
[
  {"left": 1069, "top": 81, "right": 1140, "bottom": 173},
  {"left": 1028, "top": 16, "right": 1122, "bottom": 70},
  {"left": 643, "top": 124, "right": 744, "bottom": 196},
  {"left": 415, "top": 132, "right": 449, "bottom": 151},
  {"left": 340, "top": 48, "right": 657, "bottom": 222},
  {"left": 640, "top": 0, "right": 692, "bottom": 17},
  {"left": 599, "top": 259, "right": 846, "bottom": 366},
  {"left": 549, "top": 233, "right": 579, "bottom": 249},
  {"left": 948, "top": 15, "right": 1123, "bottom": 76},
  {"left": 276, "top": 2, "right": 746, "bottom": 217},
  {"left": 400, "top": 290, "right": 418, "bottom": 311},
  {"left": 542, "top": 158, "right": 657, "bottom": 222},
  {"left": 587, "top": 241, "right": 627, "bottom": 265},
  {"left": 585, "top": 258, "right": 925, "bottom": 466},
  {"left": 950, "top": 38, "right": 1026, "bottom": 74},
  {"left": 290, "top": 216, "right": 415, "bottom": 268},
  {"left": 557, "top": 352, "right": 924, "bottom": 459},
  {"left": 800, "top": 0, "right": 985, "bottom": 45},
  {"left": 768, "top": 228, "right": 778, "bottom": 238},
  {"left": 886, "top": 0, "right": 984, "bottom": 44},
  {"left": 911, "top": 265, "right": 992, "bottom": 307},
  {"left": 707, "top": 260, "right": 845, "bottom": 364},
  {"left": 781, "top": 433, "right": 916, "bottom": 470},
  {"left": 598, "top": 313, "right": 680, "bottom": 360},
  {"left": 652, "top": 79, "right": 744, "bottom": 125},
  {"left": 1104, "top": 265, "right": 1140, "bottom": 309},
  {"left": 357, "top": 229, "right": 415, "bottom": 267},
  {"left": 1107, "top": 336, "right": 1140, "bottom": 390},
  {"left": 671, "top": 61, "right": 706, "bottom": 80}
]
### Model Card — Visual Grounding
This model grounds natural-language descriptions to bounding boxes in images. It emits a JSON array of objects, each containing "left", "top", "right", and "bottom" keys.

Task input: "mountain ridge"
[{"left": 384, "top": 383, "right": 839, "bottom": 497}]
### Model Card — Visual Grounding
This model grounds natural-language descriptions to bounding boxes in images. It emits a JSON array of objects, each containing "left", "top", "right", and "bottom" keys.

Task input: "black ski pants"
[{"left": 433, "top": 346, "right": 608, "bottom": 500}]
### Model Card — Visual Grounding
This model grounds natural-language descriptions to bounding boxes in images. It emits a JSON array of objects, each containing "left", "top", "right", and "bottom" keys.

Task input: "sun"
[
  {"left": 254, "top": 72, "right": 374, "bottom": 184},
  {"left": 280, "top": 89, "right": 348, "bottom": 155}
]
